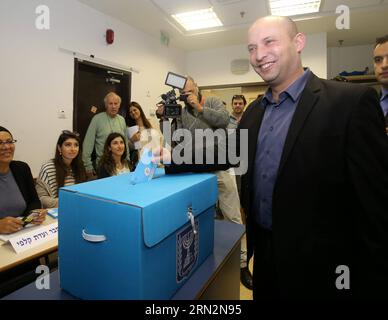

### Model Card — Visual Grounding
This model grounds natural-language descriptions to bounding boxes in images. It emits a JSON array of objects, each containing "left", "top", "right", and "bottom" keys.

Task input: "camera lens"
[{"left": 179, "top": 95, "right": 188, "bottom": 103}]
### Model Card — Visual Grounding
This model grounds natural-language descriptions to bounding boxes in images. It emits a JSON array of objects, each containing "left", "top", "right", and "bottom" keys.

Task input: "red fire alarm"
[{"left": 106, "top": 29, "right": 114, "bottom": 44}]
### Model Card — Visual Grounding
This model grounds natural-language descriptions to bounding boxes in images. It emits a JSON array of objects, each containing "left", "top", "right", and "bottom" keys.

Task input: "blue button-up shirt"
[
  {"left": 380, "top": 88, "right": 388, "bottom": 117},
  {"left": 253, "top": 69, "right": 311, "bottom": 230}
]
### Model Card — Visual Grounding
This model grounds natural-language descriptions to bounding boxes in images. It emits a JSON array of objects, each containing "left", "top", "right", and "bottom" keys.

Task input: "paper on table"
[
  {"left": 47, "top": 208, "right": 58, "bottom": 219},
  {"left": 127, "top": 125, "right": 141, "bottom": 150}
]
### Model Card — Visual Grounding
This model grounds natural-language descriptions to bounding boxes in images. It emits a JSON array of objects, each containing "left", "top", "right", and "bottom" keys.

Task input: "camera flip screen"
[{"left": 165, "top": 72, "right": 187, "bottom": 90}]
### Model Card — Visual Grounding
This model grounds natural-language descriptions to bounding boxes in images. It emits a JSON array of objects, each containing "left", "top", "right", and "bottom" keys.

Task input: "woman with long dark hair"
[
  {"left": 127, "top": 101, "right": 163, "bottom": 166},
  {"left": 36, "top": 130, "right": 87, "bottom": 208},
  {"left": 97, "top": 132, "right": 131, "bottom": 178}
]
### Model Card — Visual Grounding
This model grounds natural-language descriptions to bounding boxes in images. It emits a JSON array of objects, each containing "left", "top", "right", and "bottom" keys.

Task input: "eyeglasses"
[
  {"left": 232, "top": 95, "right": 245, "bottom": 99},
  {"left": 0, "top": 139, "right": 17, "bottom": 146},
  {"left": 62, "top": 130, "right": 80, "bottom": 137}
]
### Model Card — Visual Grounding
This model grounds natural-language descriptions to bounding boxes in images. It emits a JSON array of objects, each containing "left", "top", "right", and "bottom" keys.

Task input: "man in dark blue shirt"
[
  {"left": 253, "top": 69, "right": 310, "bottom": 229},
  {"left": 165, "top": 16, "right": 388, "bottom": 300},
  {"left": 373, "top": 34, "right": 388, "bottom": 133},
  {"left": 240, "top": 16, "right": 388, "bottom": 300}
]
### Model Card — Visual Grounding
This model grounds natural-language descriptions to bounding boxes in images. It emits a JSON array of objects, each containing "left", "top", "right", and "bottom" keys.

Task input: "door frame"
[{"left": 73, "top": 58, "right": 132, "bottom": 133}]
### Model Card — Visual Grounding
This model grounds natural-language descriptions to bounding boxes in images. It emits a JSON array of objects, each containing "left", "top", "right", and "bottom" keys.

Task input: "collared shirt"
[
  {"left": 380, "top": 88, "right": 388, "bottom": 117},
  {"left": 253, "top": 69, "right": 311, "bottom": 230},
  {"left": 228, "top": 114, "right": 239, "bottom": 129}
]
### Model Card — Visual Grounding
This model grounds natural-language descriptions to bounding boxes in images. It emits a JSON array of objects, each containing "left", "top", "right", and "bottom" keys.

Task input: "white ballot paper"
[
  {"left": 127, "top": 125, "right": 141, "bottom": 150},
  {"left": 130, "top": 148, "right": 157, "bottom": 185}
]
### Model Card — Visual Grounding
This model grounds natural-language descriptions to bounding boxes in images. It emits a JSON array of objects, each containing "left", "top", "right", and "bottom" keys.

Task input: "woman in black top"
[{"left": 0, "top": 126, "right": 46, "bottom": 234}]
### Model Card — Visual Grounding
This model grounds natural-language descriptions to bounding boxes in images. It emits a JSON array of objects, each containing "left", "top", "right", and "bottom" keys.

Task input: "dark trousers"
[
  {"left": 0, "top": 259, "right": 41, "bottom": 298},
  {"left": 252, "top": 223, "right": 280, "bottom": 300}
]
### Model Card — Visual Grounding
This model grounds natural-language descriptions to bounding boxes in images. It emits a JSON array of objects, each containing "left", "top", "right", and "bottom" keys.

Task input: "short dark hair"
[
  {"left": 0, "top": 126, "right": 12, "bottom": 137},
  {"left": 232, "top": 94, "right": 247, "bottom": 105},
  {"left": 374, "top": 35, "right": 388, "bottom": 49}
]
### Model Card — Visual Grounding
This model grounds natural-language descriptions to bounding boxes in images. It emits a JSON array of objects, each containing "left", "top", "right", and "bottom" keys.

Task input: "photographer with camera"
[{"left": 156, "top": 75, "right": 253, "bottom": 289}]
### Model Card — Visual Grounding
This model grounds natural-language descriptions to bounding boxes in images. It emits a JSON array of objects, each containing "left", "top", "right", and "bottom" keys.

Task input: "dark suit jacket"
[
  {"left": 9, "top": 161, "right": 41, "bottom": 216},
  {"left": 165, "top": 73, "right": 388, "bottom": 299},
  {"left": 240, "top": 73, "right": 388, "bottom": 299}
]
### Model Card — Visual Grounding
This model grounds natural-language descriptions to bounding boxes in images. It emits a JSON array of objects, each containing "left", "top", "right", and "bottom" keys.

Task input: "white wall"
[
  {"left": 328, "top": 44, "right": 374, "bottom": 79},
  {"left": 302, "top": 33, "right": 328, "bottom": 79},
  {"left": 185, "top": 33, "right": 328, "bottom": 87},
  {"left": 0, "top": 0, "right": 185, "bottom": 175}
]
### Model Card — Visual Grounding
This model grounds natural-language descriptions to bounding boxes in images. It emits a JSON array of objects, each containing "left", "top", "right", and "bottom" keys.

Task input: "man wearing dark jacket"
[
  {"left": 166, "top": 16, "right": 388, "bottom": 300},
  {"left": 242, "top": 16, "right": 388, "bottom": 300},
  {"left": 373, "top": 34, "right": 388, "bottom": 133}
]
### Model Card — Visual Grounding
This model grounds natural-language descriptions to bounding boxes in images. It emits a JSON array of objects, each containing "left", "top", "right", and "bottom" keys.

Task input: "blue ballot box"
[{"left": 58, "top": 170, "right": 218, "bottom": 300}]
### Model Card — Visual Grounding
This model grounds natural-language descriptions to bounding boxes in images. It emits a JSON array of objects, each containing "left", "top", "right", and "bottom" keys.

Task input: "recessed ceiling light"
[
  {"left": 268, "top": 0, "right": 321, "bottom": 16},
  {"left": 172, "top": 8, "right": 223, "bottom": 31}
]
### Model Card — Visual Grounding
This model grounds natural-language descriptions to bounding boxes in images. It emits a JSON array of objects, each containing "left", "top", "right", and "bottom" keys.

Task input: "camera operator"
[
  {"left": 157, "top": 76, "right": 229, "bottom": 133},
  {"left": 156, "top": 75, "right": 253, "bottom": 289}
]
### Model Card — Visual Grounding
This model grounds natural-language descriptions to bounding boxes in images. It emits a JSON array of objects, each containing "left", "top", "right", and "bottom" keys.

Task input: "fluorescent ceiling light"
[
  {"left": 269, "top": 0, "right": 321, "bottom": 16},
  {"left": 172, "top": 8, "right": 223, "bottom": 31}
]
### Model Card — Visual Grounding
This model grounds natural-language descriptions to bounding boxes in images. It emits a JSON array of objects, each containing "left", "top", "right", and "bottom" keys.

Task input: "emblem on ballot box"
[{"left": 176, "top": 220, "right": 199, "bottom": 282}]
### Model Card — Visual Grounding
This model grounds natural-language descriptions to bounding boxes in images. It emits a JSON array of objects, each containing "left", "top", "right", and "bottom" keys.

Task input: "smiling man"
[
  {"left": 373, "top": 35, "right": 388, "bottom": 133},
  {"left": 239, "top": 16, "right": 388, "bottom": 300}
]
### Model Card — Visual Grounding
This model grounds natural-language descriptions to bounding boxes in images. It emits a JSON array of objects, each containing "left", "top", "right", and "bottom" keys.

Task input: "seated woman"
[
  {"left": 0, "top": 126, "right": 46, "bottom": 234},
  {"left": 35, "top": 130, "right": 87, "bottom": 208},
  {"left": 127, "top": 101, "right": 163, "bottom": 167},
  {"left": 97, "top": 132, "right": 132, "bottom": 178}
]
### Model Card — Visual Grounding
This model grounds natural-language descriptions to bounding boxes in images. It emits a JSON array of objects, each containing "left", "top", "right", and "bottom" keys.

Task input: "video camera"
[{"left": 156, "top": 72, "right": 188, "bottom": 119}]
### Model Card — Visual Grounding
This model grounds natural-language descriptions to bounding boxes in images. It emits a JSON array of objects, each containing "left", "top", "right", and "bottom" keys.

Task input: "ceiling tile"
[
  {"left": 212, "top": 0, "right": 268, "bottom": 27},
  {"left": 151, "top": 0, "right": 212, "bottom": 15}
]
